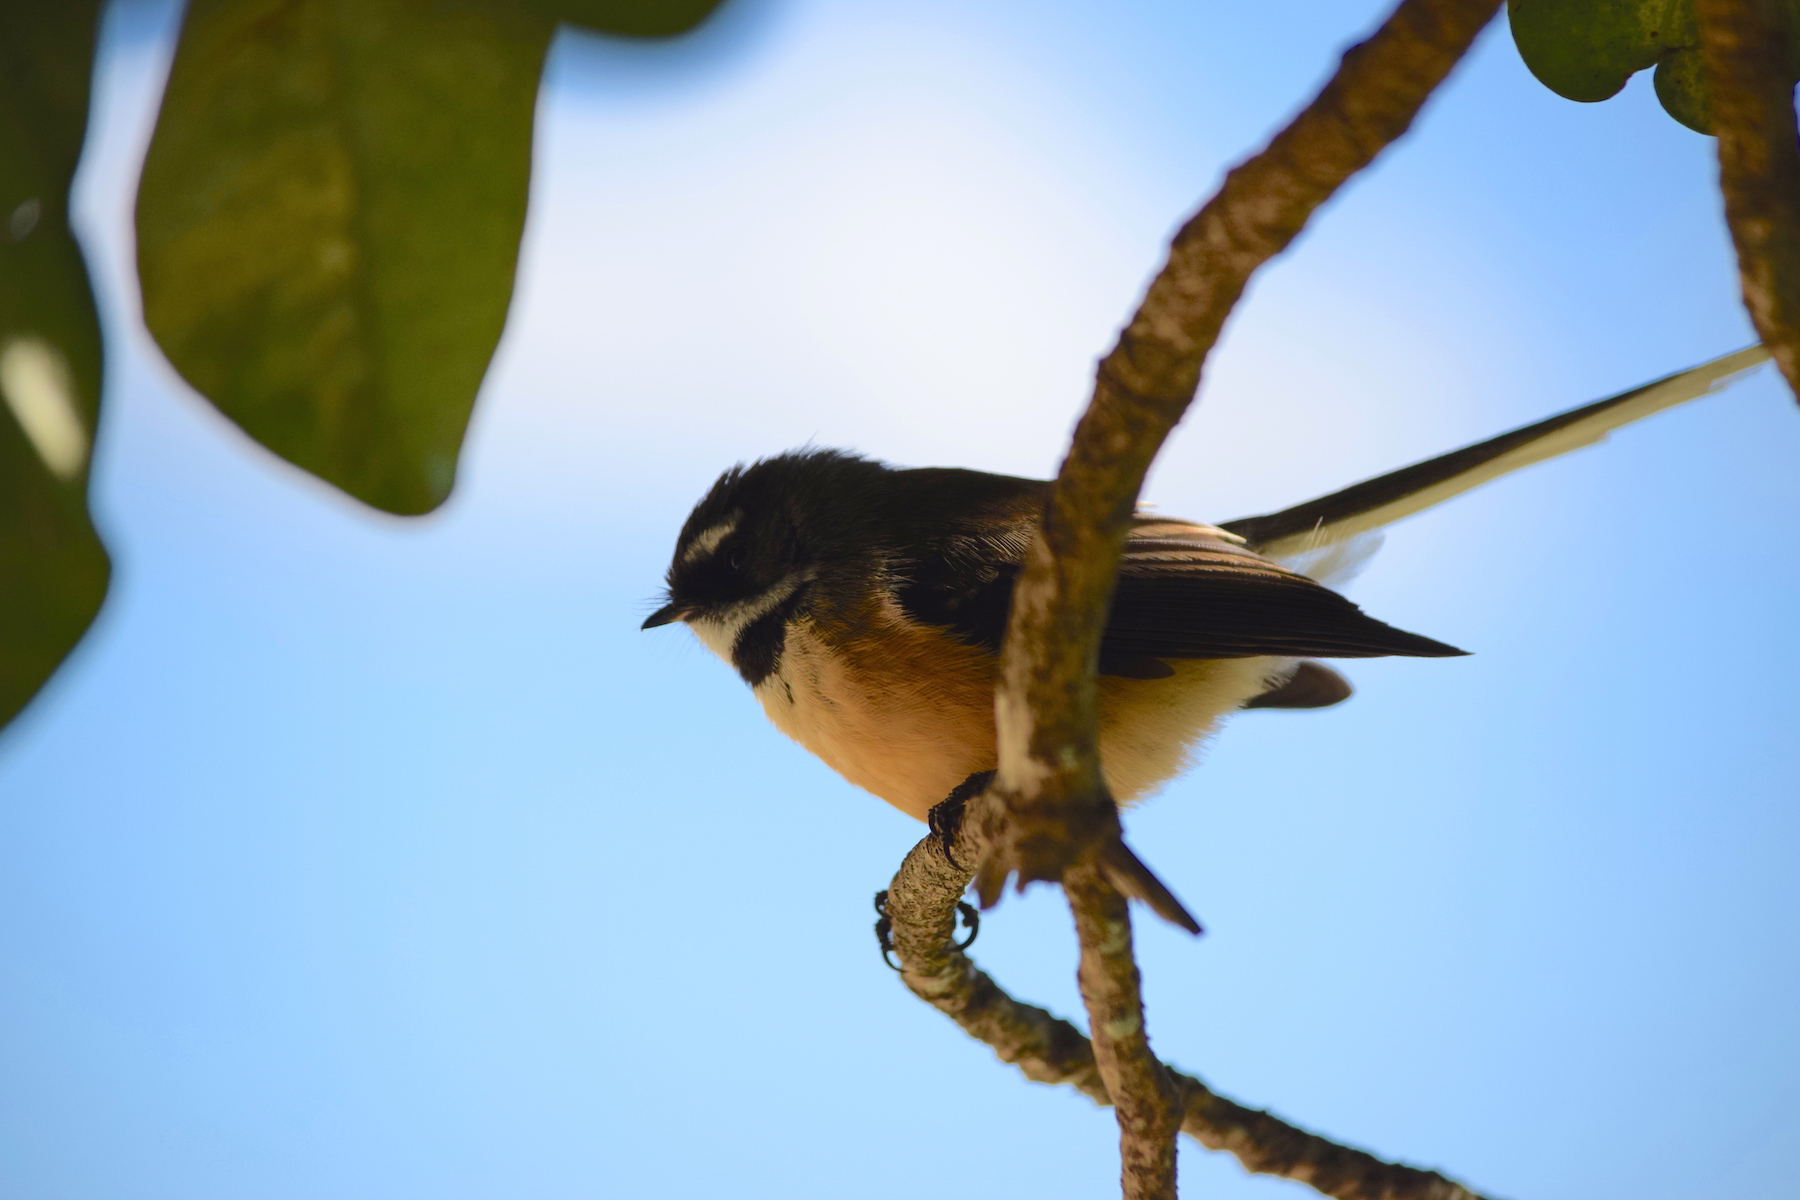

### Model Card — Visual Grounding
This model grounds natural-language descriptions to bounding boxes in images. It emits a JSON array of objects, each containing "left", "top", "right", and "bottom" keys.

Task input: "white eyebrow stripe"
[{"left": 680, "top": 516, "right": 740, "bottom": 565}]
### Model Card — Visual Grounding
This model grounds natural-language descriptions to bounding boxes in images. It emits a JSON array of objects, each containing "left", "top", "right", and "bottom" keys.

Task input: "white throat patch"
[{"left": 685, "top": 571, "right": 809, "bottom": 665}]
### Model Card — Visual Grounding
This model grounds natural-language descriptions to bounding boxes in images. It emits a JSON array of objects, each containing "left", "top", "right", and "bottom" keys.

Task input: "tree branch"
[
  {"left": 1066, "top": 860, "right": 1182, "bottom": 1196},
  {"left": 881, "top": 834, "right": 1498, "bottom": 1200},
  {"left": 1699, "top": 0, "right": 1800, "bottom": 404},
  {"left": 960, "top": 1, "right": 1501, "bottom": 1193},
  {"left": 972, "top": 0, "right": 1504, "bottom": 906}
]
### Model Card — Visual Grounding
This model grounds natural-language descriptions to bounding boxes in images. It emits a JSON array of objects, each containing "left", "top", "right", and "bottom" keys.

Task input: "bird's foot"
[
  {"left": 927, "top": 769, "right": 995, "bottom": 872},
  {"left": 873, "top": 890, "right": 899, "bottom": 970},
  {"left": 873, "top": 888, "right": 979, "bottom": 971}
]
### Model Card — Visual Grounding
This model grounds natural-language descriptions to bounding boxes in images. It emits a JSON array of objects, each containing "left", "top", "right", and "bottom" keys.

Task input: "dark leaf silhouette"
[
  {"left": 0, "top": 1, "right": 110, "bottom": 730},
  {"left": 530, "top": 0, "right": 726, "bottom": 36}
]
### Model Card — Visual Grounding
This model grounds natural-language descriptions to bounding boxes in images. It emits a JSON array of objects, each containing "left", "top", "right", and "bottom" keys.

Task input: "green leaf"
[
  {"left": 136, "top": 0, "right": 557, "bottom": 516},
  {"left": 1508, "top": 0, "right": 1800, "bottom": 133},
  {"left": 1652, "top": 46, "right": 1713, "bottom": 133},
  {"left": 525, "top": 0, "right": 729, "bottom": 38},
  {"left": 0, "top": 1, "right": 111, "bottom": 731},
  {"left": 1507, "top": 0, "right": 1693, "bottom": 103}
]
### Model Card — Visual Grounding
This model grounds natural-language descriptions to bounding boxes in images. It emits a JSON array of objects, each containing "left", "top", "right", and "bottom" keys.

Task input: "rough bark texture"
[
  {"left": 1700, "top": 0, "right": 1800, "bottom": 404},
  {"left": 959, "top": 2, "right": 1502, "bottom": 1193},
  {"left": 882, "top": 833, "right": 1497, "bottom": 1200},
  {"left": 885, "top": 835, "right": 1110, "bottom": 1096},
  {"left": 1066, "top": 861, "right": 1182, "bottom": 1197},
  {"left": 972, "top": 0, "right": 1505, "bottom": 901}
]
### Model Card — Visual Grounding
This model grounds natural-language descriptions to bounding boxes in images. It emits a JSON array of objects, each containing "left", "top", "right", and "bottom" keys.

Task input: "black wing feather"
[
  {"left": 1103, "top": 522, "right": 1463, "bottom": 660},
  {"left": 890, "top": 482, "right": 1464, "bottom": 665}
]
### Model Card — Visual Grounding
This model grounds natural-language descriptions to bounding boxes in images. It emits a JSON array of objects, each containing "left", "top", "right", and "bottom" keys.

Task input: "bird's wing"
[
  {"left": 891, "top": 484, "right": 1463, "bottom": 667},
  {"left": 885, "top": 468, "right": 1043, "bottom": 657},
  {"left": 1099, "top": 519, "right": 1465, "bottom": 662},
  {"left": 1219, "top": 345, "right": 1770, "bottom": 563}
]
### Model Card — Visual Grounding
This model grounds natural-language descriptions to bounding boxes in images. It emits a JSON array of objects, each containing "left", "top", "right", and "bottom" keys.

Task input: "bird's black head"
[{"left": 642, "top": 448, "right": 890, "bottom": 634}]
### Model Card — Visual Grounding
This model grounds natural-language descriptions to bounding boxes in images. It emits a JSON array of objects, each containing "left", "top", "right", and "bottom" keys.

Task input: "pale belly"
[{"left": 751, "top": 616, "right": 1285, "bottom": 821}]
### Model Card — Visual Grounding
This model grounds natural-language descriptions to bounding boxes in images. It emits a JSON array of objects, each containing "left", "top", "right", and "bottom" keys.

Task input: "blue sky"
[{"left": 1, "top": 1, "right": 1796, "bottom": 1196}]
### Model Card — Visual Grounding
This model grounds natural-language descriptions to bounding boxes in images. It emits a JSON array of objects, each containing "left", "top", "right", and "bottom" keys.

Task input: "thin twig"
[
  {"left": 961, "top": 1, "right": 1502, "bottom": 1193},
  {"left": 1066, "top": 861, "right": 1181, "bottom": 1196},
  {"left": 1699, "top": 0, "right": 1800, "bottom": 404},
  {"left": 882, "top": 834, "right": 1498, "bottom": 1200}
]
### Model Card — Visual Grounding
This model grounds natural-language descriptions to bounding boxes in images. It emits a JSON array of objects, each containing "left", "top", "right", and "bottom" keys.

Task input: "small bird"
[{"left": 644, "top": 348, "right": 1767, "bottom": 833}]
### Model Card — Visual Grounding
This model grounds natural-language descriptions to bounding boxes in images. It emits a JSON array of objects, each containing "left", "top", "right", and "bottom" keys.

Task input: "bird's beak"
[{"left": 641, "top": 602, "right": 686, "bottom": 630}]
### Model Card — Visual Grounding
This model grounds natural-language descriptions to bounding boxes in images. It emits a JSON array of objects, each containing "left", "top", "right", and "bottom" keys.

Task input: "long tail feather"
[{"left": 1221, "top": 346, "right": 1770, "bottom": 559}]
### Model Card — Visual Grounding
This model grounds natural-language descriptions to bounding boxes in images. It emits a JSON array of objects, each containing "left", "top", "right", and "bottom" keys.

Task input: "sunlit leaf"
[
  {"left": 137, "top": 0, "right": 557, "bottom": 515},
  {"left": 0, "top": 1, "right": 110, "bottom": 732},
  {"left": 1508, "top": 0, "right": 1800, "bottom": 133},
  {"left": 527, "top": 0, "right": 728, "bottom": 37}
]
